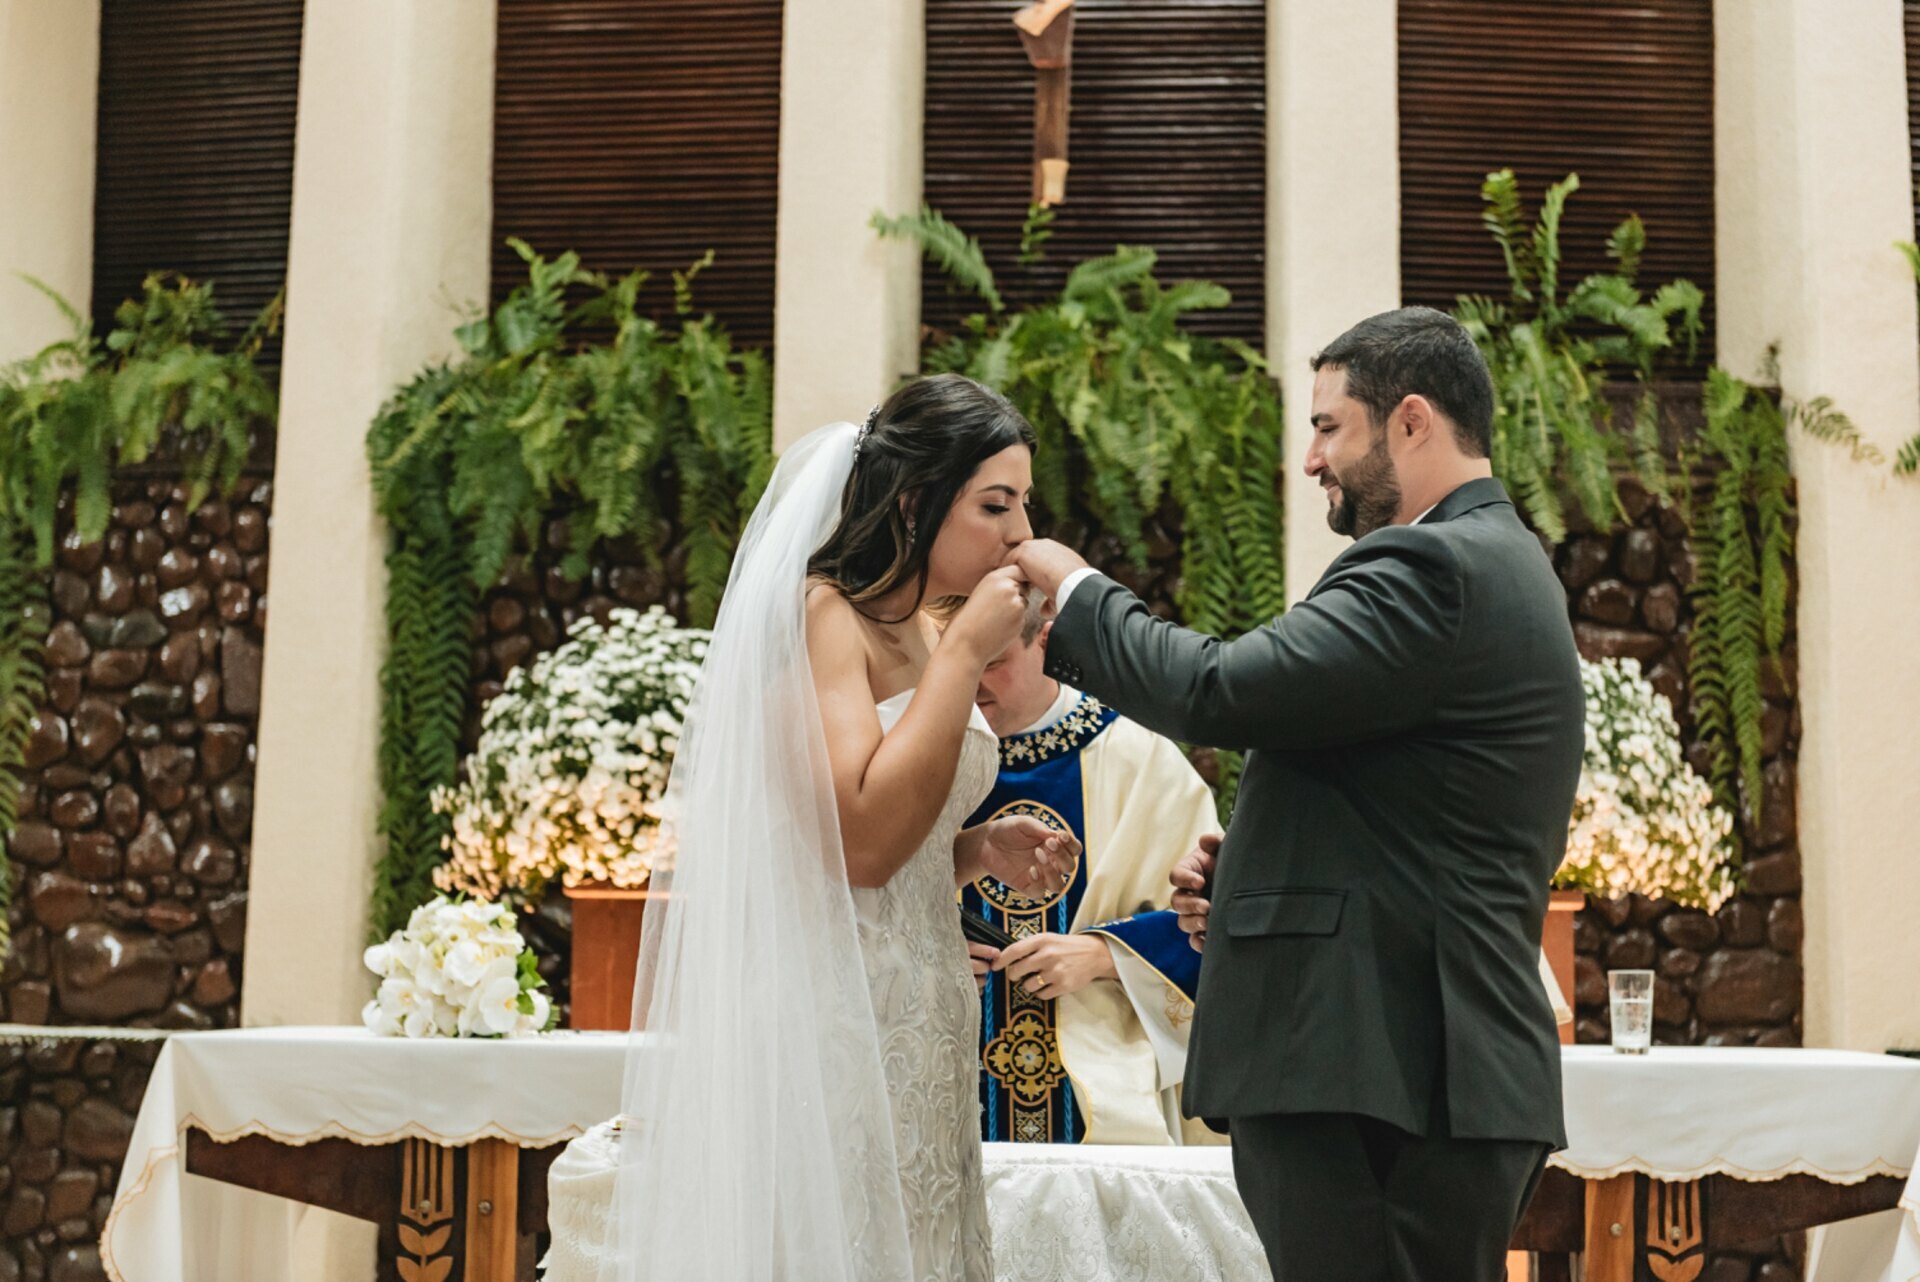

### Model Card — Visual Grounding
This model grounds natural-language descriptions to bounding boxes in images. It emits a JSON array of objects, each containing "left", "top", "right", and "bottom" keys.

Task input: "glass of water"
[{"left": 1608, "top": 969, "right": 1655, "bottom": 1054}]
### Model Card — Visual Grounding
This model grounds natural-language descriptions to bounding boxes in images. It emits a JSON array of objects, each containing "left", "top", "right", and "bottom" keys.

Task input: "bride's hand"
[
  {"left": 944, "top": 565, "right": 1032, "bottom": 665},
  {"left": 978, "top": 814, "right": 1079, "bottom": 899}
]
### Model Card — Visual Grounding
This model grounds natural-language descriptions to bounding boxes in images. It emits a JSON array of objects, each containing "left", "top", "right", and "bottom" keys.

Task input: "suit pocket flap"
[{"left": 1223, "top": 889, "right": 1346, "bottom": 938}]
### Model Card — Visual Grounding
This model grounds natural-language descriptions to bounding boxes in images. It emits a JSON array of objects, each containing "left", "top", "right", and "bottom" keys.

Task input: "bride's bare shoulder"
[{"left": 804, "top": 577, "right": 865, "bottom": 648}]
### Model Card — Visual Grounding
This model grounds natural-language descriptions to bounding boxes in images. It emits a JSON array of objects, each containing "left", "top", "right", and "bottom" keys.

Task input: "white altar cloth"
[
  {"left": 104, "top": 1026, "right": 631, "bottom": 1282},
  {"left": 104, "top": 1030, "right": 1920, "bottom": 1282},
  {"left": 1553, "top": 1046, "right": 1920, "bottom": 1183}
]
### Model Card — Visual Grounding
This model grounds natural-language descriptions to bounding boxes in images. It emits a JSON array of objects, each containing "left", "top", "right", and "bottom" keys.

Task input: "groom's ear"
[{"left": 1037, "top": 620, "right": 1054, "bottom": 651}]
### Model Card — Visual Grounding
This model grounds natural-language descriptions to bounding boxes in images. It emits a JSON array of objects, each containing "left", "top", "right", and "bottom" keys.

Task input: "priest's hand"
[
  {"left": 1170, "top": 832, "right": 1223, "bottom": 952},
  {"left": 995, "top": 932, "right": 1117, "bottom": 1001},
  {"left": 1010, "top": 538, "right": 1089, "bottom": 602},
  {"left": 978, "top": 814, "right": 1081, "bottom": 900}
]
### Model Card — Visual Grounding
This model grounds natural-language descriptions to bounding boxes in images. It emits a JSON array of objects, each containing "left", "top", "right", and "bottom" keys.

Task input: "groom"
[{"left": 1013, "top": 307, "right": 1584, "bottom": 1281}]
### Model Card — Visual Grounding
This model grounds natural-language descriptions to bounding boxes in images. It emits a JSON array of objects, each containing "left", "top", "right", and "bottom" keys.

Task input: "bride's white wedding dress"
[
  {"left": 546, "top": 421, "right": 1001, "bottom": 1282},
  {"left": 859, "top": 689, "right": 999, "bottom": 1282}
]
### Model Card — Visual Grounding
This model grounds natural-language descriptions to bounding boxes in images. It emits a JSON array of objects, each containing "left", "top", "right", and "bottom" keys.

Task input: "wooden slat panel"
[
  {"left": 491, "top": 0, "right": 782, "bottom": 349},
  {"left": 1907, "top": 0, "right": 1920, "bottom": 245},
  {"left": 924, "top": 0, "right": 1266, "bottom": 342},
  {"left": 91, "top": 0, "right": 302, "bottom": 356},
  {"left": 1399, "top": 0, "right": 1715, "bottom": 367}
]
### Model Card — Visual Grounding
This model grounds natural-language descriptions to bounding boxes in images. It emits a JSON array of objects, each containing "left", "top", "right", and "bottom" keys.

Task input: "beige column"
[
  {"left": 0, "top": 0, "right": 100, "bottom": 361},
  {"left": 1717, "top": 0, "right": 1920, "bottom": 1052},
  {"left": 770, "top": 0, "right": 925, "bottom": 449},
  {"left": 244, "top": 0, "right": 497, "bottom": 1028},
  {"left": 1267, "top": 0, "right": 1402, "bottom": 600}
]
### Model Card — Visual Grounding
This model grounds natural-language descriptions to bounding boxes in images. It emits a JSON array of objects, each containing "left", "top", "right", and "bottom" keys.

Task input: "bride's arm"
[{"left": 808, "top": 583, "right": 1008, "bottom": 890}]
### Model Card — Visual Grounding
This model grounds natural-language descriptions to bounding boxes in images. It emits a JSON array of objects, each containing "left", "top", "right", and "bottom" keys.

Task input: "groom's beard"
[{"left": 1325, "top": 433, "right": 1402, "bottom": 539}]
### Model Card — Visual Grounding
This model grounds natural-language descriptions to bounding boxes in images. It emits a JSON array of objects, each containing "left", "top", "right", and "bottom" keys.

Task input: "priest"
[{"left": 963, "top": 599, "right": 1224, "bottom": 1146}]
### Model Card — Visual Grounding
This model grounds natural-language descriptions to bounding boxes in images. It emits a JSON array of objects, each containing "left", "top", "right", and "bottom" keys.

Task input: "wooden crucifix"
[{"left": 1014, "top": 0, "right": 1076, "bottom": 206}]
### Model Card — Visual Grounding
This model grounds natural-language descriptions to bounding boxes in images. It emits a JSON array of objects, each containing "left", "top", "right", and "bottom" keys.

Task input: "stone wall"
[
  {"left": 1, "top": 473, "right": 270, "bottom": 1281},
  {"left": 1557, "top": 474, "right": 1805, "bottom": 1280},
  {"left": 0, "top": 1031, "right": 159, "bottom": 1282}
]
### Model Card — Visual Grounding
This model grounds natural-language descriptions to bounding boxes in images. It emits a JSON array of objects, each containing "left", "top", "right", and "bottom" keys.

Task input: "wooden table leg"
[
  {"left": 1584, "top": 1173, "right": 1637, "bottom": 1282},
  {"left": 464, "top": 1137, "right": 523, "bottom": 1282}
]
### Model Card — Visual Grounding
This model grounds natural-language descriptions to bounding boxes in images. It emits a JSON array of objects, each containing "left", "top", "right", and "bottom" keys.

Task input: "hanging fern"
[
  {"left": 0, "top": 273, "right": 277, "bottom": 955},
  {"left": 1893, "top": 242, "right": 1920, "bottom": 476},
  {"left": 1455, "top": 170, "right": 1704, "bottom": 543},
  {"left": 876, "top": 209, "right": 1284, "bottom": 820},
  {"left": 1687, "top": 368, "right": 1795, "bottom": 821},
  {"left": 365, "top": 240, "right": 772, "bottom": 938}
]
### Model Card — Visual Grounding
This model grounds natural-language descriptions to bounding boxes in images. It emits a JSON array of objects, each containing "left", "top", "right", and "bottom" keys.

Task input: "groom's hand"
[
  {"left": 1171, "top": 833, "right": 1223, "bottom": 952},
  {"left": 1011, "top": 539, "right": 1089, "bottom": 601}
]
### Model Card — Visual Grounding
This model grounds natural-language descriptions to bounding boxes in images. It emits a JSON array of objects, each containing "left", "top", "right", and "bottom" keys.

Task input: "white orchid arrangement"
[
  {"left": 362, "top": 896, "right": 556, "bottom": 1038},
  {"left": 432, "top": 606, "right": 708, "bottom": 903},
  {"left": 1558, "top": 656, "right": 1736, "bottom": 911}
]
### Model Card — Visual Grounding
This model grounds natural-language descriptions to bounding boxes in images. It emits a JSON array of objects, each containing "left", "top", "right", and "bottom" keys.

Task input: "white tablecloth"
[
  {"left": 1555, "top": 1046, "right": 1920, "bottom": 1183},
  {"left": 104, "top": 1026, "right": 632, "bottom": 1282},
  {"left": 543, "top": 1128, "right": 1268, "bottom": 1282},
  {"left": 105, "top": 1031, "right": 1920, "bottom": 1282}
]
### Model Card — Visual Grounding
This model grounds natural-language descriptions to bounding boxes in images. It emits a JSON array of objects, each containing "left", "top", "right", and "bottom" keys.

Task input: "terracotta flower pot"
[
  {"left": 562, "top": 884, "right": 659, "bottom": 1031},
  {"left": 1544, "top": 889, "right": 1585, "bottom": 1046}
]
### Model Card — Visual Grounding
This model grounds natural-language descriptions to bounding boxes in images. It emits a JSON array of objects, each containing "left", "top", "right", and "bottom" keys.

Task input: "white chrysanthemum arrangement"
[
  {"left": 432, "top": 606, "right": 709, "bottom": 903},
  {"left": 1558, "top": 656, "right": 1736, "bottom": 911},
  {"left": 362, "top": 896, "right": 556, "bottom": 1038}
]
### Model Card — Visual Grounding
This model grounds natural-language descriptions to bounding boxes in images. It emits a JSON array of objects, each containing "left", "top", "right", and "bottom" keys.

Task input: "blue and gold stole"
[{"left": 961, "top": 693, "right": 1118, "bottom": 1143}]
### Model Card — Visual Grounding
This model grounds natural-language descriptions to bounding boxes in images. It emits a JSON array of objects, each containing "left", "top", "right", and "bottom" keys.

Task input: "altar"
[{"left": 105, "top": 1029, "right": 1920, "bottom": 1282}]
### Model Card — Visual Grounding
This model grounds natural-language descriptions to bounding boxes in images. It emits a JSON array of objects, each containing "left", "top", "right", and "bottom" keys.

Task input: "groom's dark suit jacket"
[{"left": 1045, "top": 478, "right": 1582, "bottom": 1147}]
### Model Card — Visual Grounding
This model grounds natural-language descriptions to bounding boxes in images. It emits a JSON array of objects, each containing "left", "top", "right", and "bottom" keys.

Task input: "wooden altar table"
[{"left": 105, "top": 1031, "right": 1920, "bottom": 1282}]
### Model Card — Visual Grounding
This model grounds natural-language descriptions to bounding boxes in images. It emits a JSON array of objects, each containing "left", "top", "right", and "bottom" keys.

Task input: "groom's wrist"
[{"left": 1055, "top": 567, "right": 1101, "bottom": 611}]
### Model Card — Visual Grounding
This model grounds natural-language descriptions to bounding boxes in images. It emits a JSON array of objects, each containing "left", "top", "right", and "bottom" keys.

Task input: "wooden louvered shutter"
[
  {"left": 91, "top": 0, "right": 303, "bottom": 353},
  {"left": 1398, "top": 0, "right": 1716, "bottom": 367},
  {"left": 923, "top": 0, "right": 1267, "bottom": 342},
  {"left": 491, "top": 0, "right": 783, "bottom": 350},
  {"left": 1907, "top": 0, "right": 1920, "bottom": 244}
]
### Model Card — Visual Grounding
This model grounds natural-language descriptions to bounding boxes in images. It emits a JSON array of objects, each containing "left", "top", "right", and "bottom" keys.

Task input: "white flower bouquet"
[
  {"left": 432, "top": 605, "right": 709, "bottom": 902},
  {"left": 362, "top": 896, "right": 556, "bottom": 1037},
  {"left": 1558, "top": 656, "right": 1736, "bottom": 911}
]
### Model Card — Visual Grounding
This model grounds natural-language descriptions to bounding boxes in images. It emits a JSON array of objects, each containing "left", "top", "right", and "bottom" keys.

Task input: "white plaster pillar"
[
  {"left": 0, "top": 0, "right": 100, "bottom": 361},
  {"left": 1716, "top": 0, "right": 1920, "bottom": 1051},
  {"left": 770, "top": 0, "right": 925, "bottom": 449},
  {"left": 1266, "top": 0, "right": 1402, "bottom": 600},
  {"left": 245, "top": 0, "right": 497, "bottom": 1028}
]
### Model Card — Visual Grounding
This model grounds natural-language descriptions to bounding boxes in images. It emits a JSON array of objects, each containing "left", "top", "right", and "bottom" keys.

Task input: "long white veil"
[{"left": 598, "top": 421, "right": 913, "bottom": 1281}]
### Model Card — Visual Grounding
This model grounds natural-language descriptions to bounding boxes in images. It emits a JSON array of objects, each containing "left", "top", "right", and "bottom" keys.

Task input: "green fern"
[
  {"left": 365, "top": 242, "right": 772, "bottom": 937},
  {"left": 1687, "top": 368, "right": 1796, "bottom": 821},
  {"left": 1893, "top": 242, "right": 1920, "bottom": 475},
  {"left": 0, "top": 518, "right": 48, "bottom": 953},
  {"left": 886, "top": 210, "right": 1284, "bottom": 819},
  {"left": 1018, "top": 204, "right": 1057, "bottom": 266},
  {"left": 870, "top": 206, "right": 1005, "bottom": 313},
  {"left": 1457, "top": 170, "right": 1704, "bottom": 539}
]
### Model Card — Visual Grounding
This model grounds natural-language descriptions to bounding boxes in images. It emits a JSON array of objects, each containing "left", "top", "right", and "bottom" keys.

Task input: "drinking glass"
[{"left": 1608, "top": 968, "right": 1654, "bottom": 1054}]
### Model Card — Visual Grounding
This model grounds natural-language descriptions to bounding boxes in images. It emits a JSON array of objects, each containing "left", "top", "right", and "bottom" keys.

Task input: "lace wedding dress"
[
  {"left": 858, "top": 688, "right": 1000, "bottom": 1282},
  {"left": 542, "top": 688, "right": 999, "bottom": 1282},
  {"left": 544, "top": 420, "right": 1002, "bottom": 1282}
]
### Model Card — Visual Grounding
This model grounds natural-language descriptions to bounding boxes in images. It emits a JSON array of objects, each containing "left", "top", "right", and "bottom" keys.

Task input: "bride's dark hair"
[{"left": 808, "top": 373, "right": 1036, "bottom": 622}]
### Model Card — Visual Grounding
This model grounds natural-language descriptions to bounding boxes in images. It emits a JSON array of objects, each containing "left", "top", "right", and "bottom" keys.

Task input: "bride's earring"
[{"left": 906, "top": 516, "right": 917, "bottom": 542}]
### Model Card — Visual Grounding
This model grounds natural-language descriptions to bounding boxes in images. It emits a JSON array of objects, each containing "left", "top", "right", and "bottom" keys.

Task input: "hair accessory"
[{"left": 852, "top": 404, "right": 880, "bottom": 460}]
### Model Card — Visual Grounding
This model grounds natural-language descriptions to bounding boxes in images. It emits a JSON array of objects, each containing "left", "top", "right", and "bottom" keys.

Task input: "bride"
[{"left": 595, "top": 373, "right": 1077, "bottom": 1282}]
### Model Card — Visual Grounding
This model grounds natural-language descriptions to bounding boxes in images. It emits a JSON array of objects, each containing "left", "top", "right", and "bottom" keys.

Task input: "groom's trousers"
[{"left": 1229, "top": 1111, "right": 1549, "bottom": 1282}]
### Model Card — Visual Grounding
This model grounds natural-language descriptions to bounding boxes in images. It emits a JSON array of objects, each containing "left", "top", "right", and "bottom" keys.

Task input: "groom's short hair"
[{"left": 1311, "top": 307, "right": 1494, "bottom": 458}]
